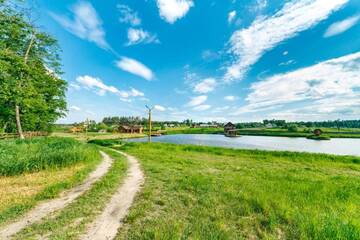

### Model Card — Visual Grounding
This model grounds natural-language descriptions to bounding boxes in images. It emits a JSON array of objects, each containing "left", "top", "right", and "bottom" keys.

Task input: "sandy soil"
[
  {"left": 80, "top": 150, "right": 144, "bottom": 240},
  {"left": 0, "top": 151, "right": 113, "bottom": 239}
]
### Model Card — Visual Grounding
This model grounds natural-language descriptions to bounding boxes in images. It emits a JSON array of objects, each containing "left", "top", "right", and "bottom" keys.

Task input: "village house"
[
  {"left": 224, "top": 122, "right": 236, "bottom": 133},
  {"left": 118, "top": 125, "right": 144, "bottom": 134}
]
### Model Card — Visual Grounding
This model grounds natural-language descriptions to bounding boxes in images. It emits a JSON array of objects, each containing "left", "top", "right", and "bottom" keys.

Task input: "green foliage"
[
  {"left": 287, "top": 124, "right": 299, "bottom": 132},
  {"left": 0, "top": 3, "right": 66, "bottom": 133},
  {"left": 0, "top": 137, "right": 99, "bottom": 176}
]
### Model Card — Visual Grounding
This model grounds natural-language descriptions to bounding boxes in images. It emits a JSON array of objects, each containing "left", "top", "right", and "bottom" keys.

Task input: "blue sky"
[{"left": 33, "top": 0, "right": 360, "bottom": 123}]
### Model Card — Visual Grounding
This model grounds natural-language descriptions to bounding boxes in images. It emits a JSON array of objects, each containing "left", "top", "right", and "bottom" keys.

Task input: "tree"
[{"left": 0, "top": 3, "right": 66, "bottom": 136}]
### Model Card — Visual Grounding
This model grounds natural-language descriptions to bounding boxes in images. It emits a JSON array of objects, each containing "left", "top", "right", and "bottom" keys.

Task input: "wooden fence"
[{"left": 0, "top": 132, "right": 48, "bottom": 140}]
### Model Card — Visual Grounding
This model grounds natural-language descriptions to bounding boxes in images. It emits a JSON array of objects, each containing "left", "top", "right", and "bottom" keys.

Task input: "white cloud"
[
  {"left": 154, "top": 105, "right": 166, "bottom": 111},
  {"left": 193, "top": 104, "right": 211, "bottom": 111},
  {"left": 224, "top": 95, "right": 237, "bottom": 101},
  {"left": 156, "top": 0, "right": 194, "bottom": 24},
  {"left": 76, "top": 75, "right": 144, "bottom": 99},
  {"left": 70, "top": 106, "right": 81, "bottom": 111},
  {"left": 50, "top": 1, "right": 109, "bottom": 49},
  {"left": 324, "top": 15, "right": 360, "bottom": 37},
  {"left": 225, "top": 0, "right": 348, "bottom": 81},
  {"left": 228, "top": 11, "right": 237, "bottom": 24},
  {"left": 194, "top": 78, "right": 217, "bottom": 94},
  {"left": 232, "top": 51, "right": 360, "bottom": 116},
  {"left": 187, "top": 95, "right": 208, "bottom": 107},
  {"left": 117, "top": 4, "right": 141, "bottom": 26},
  {"left": 116, "top": 57, "right": 154, "bottom": 80},
  {"left": 283, "top": 51, "right": 289, "bottom": 56},
  {"left": 69, "top": 83, "right": 81, "bottom": 90},
  {"left": 126, "top": 28, "right": 159, "bottom": 46}
]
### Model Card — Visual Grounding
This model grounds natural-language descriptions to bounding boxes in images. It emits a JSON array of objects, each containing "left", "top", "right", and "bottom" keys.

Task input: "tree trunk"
[
  {"left": 14, "top": 33, "right": 35, "bottom": 139},
  {"left": 15, "top": 105, "right": 24, "bottom": 139}
]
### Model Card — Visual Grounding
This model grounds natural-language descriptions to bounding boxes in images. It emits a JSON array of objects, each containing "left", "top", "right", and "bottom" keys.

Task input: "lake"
[{"left": 126, "top": 134, "right": 360, "bottom": 156}]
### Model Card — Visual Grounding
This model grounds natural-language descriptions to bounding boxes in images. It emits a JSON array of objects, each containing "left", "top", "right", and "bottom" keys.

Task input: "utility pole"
[{"left": 146, "top": 105, "right": 154, "bottom": 142}]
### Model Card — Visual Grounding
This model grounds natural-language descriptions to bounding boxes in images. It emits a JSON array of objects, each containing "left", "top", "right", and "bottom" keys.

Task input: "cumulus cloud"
[
  {"left": 324, "top": 15, "right": 360, "bottom": 37},
  {"left": 225, "top": 0, "right": 348, "bottom": 82},
  {"left": 232, "top": 51, "right": 360, "bottom": 116},
  {"left": 154, "top": 105, "right": 166, "bottom": 111},
  {"left": 117, "top": 4, "right": 141, "bottom": 26},
  {"left": 116, "top": 57, "right": 154, "bottom": 80},
  {"left": 224, "top": 95, "right": 237, "bottom": 101},
  {"left": 187, "top": 95, "right": 208, "bottom": 107},
  {"left": 70, "top": 106, "right": 81, "bottom": 111},
  {"left": 193, "top": 104, "right": 211, "bottom": 111},
  {"left": 228, "top": 11, "right": 236, "bottom": 24},
  {"left": 156, "top": 0, "right": 194, "bottom": 24},
  {"left": 126, "top": 28, "right": 159, "bottom": 46},
  {"left": 194, "top": 78, "right": 217, "bottom": 94},
  {"left": 50, "top": 1, "right": 109, "bottom": 49},
  {"left": 76, "top": 75, "right": 144, "bottom": 99}
]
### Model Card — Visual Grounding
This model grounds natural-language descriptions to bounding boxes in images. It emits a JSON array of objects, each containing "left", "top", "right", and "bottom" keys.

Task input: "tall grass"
[{"left": 0, "top": 137, "right": 99, "bottom": 176}]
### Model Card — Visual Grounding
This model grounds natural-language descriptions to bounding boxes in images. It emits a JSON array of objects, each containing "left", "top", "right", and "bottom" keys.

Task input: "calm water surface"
[{"left": 126, "top": 134, "right": 360, "bottom": 156}]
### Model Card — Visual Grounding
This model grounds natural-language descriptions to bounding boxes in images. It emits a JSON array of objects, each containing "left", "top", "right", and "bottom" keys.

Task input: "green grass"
[
  {"left": 87, "top": 138, "right": 123, "bottom": 146},
  {"left": 0, "top": 137, "right": 101, "bottom": 225},
  {"left": 0, "top": 137, "right": 99, "bottom": 176},
  {"left": 13, "top": 148, "right": 128, "bottom": 240},
  {"left": 114, "top": 143, "right": 360, "bottom": 239}
]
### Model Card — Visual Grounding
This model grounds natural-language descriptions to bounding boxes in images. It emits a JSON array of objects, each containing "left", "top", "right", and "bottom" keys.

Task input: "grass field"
[
  {"left": 0, "top": 137, "right": 101, "bottom": 225},
  {"left": 51, "top": 131, "right": 146, "bottom": 142},
  {"left": 113, "top": 143, "right": 360, "bottom": 239}
]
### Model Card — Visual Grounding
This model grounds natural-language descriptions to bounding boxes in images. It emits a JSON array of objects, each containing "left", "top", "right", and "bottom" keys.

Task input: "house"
[
  {"left": 224, "top": 122, "right": 236, "bottom": 133},
  {"left": 118, "top": 125, "right": 143, "bottom": 134},
  {"left": 70, "top": 126, "right": 83, "bottom": 134}
]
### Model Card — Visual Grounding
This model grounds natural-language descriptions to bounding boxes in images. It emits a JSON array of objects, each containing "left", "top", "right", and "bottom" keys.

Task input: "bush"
[
  {"left": 0, "top": 137, "right": 99, "bottom": 176},
  {"left": 288, "top": 124, "right": 299, "bottom": 132}
]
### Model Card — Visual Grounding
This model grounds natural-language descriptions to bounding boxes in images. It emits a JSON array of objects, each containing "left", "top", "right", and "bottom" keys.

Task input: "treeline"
[
  {"left": 0, "top": 1, "right": 66, "bottom": 136},
  {"left": 235, "top": 119, "right": 360, "bottom": 129}
]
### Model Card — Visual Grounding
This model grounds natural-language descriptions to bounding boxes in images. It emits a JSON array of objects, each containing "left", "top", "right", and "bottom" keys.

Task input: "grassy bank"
[
  {"left": 14, "top": 148, "right": 128, "bottom": 240},
  {"left": 0, "top": 137, "right": 101, "bottom": 225},
  {"left": 115, "top": 143, "right": 360, "bottom": 239},
  {"left": 51, "top": 132, "right": 146, "bottom": 142},
  {"left": 165, "top": 127, "right": 223, "bottom": 135},
  {"left": 238, "top": 129, "right": 360, "bottom": 139}
]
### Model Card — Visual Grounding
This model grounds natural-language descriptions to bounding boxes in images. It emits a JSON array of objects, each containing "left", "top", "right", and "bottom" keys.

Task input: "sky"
[{"left": 31, "top": 0, "right": 360, "bottom": 123}]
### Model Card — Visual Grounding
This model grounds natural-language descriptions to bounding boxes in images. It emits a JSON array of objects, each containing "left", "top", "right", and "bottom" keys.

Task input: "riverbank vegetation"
[
  {"left": 113, "top": 143, "right": 360, "bottom": 239},
  {"left": 0, "top": 137, "right": 101, "bottom": 225}
]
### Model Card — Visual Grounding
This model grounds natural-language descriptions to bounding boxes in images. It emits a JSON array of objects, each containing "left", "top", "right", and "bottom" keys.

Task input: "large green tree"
[{"left": 0, "top": 2, "right": 67, "bottom": 137}]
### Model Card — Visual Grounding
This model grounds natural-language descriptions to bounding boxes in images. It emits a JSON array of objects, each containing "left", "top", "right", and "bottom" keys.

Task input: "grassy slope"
[
  {"left": 0, "top": 138, "right": 101, "bottom": 225},
  {"left": 51, "top": 132, "right": 146, "bottom": 142},
  {"left": 14, "top": 148, "right": 128, "bottom": 240},
  {"left": 116, "top": 143, "right": 360, "bottom": 239}
]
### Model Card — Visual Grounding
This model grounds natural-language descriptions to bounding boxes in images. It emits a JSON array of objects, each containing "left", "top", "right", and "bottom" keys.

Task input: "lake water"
[{"left": 126, "top": 134, "right": 360, "bottom": 156}]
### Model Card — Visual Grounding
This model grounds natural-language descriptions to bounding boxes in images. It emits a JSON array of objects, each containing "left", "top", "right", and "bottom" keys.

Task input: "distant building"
[
  {"left": 119, "top": 125, "right": 143, "bottom": 134},
  {"left": 224, "top": 122, "right": 236, "bottom": 133}
]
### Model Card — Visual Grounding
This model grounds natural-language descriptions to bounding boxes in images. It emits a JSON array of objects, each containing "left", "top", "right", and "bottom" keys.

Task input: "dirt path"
[
  {"left": 0, "top": 151, "right": 113, "bottom": 239},
  {"left": 80, "top": 150, "right": 144, "bottom": 240}
]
